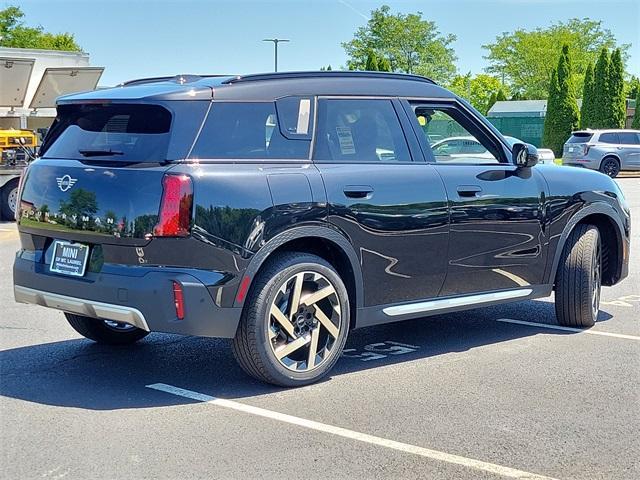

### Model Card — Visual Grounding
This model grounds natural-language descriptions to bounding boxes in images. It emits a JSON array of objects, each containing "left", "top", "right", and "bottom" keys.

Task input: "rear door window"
[
  {"left": 313, "top": 99, "right": 411, "bottom": 163},
  {"left": 599, "top": 133, "right": 620, "bottom": 144},
  {"left": 41, "top": 104, "right": 174, "bottom": 162},
  {"left": 617, "top": 132, "right": 640, "bottom": 145},
  {"left": 190, "top": 99, "right": 312, "bottom": 160}
]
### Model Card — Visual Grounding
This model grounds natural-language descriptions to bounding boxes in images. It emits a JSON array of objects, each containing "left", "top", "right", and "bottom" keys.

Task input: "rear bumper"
[
  {"left": 13, "top": 254, "right": 242, "bottom": 338},
  {"left": 14, "top": 285, "right": 150, "bottom": 331}
]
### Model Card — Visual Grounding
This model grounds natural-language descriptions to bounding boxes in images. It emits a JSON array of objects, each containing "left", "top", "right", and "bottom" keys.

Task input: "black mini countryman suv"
[{"left": 13, "top": 72, "right": 630, "bottom": 386}]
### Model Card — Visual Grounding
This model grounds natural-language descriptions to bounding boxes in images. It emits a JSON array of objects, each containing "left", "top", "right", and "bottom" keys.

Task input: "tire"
[
  {"left": 1, "top": 179, "right": 19, "bottom": 221},
  {"left": 232, "top": 252, "right": 350, "bottom": 387},
  {"left": 599, "top": 157, "right": 620, "bottom": 178},
  {"left": 554, "top": 224, "right": 602, "bottom": 328},
  {"left": 65, "top": 313, "right": 149, "bottom": 345}
]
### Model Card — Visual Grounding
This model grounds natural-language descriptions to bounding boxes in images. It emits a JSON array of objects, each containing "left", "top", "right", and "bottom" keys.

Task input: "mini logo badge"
[{"left": 56, "top": 174, "right": 77, "bottom": 192}]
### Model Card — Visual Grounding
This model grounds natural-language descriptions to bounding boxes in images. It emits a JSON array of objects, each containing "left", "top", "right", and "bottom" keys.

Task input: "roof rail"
[
  {"left": 121, "top": 74, "right": 231, "bottom": 87},
  {"left": 222, "top": 71, "right": 437, "bottom": 85}
]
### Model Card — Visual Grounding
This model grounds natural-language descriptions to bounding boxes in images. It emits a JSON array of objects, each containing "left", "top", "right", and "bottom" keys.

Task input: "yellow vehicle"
[{"left": 1, "top": 129, "right": 38, "bottom": 220}]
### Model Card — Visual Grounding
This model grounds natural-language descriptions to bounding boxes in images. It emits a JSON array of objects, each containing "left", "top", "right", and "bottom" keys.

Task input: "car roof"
[
  {"left": 57, "top": 71, "right": 454, "bottom": 104},
  {"left": 572, "top": 129, "right": 640, "bottom": 135}
]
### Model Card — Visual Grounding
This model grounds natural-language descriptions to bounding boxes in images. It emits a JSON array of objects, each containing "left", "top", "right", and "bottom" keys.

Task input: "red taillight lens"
[
  {"left": 154, "top": 174, "right": 193, "bottom": 237},
  {"left": 172, "top": 281, "right": 185, "bottom": 320}
]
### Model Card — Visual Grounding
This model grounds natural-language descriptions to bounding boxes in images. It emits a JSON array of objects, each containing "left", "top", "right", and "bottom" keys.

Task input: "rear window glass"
[
  {"left": 41, "top": 104, "right": 173, "bottom": 162},
  {"left": 190, "top": 101, "right": 311, "bottom": 159},
  {"left": 567, "top": 133, "right": 593, "bottom": 143}
]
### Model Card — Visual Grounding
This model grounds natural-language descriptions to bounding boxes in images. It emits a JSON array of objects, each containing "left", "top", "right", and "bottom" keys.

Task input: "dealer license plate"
[{"left": 50, "top": 241, "right": 90, "bottom": 277}]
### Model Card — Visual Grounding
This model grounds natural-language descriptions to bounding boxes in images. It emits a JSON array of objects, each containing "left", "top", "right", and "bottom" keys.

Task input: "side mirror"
[{"left": 512, "top": 142, "right": 539, "bottom": 168}]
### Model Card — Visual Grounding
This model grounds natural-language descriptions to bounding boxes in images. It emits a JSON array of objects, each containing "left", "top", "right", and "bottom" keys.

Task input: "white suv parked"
[{"left": 562, "top": 129, "right": 640, "bottom": 177}]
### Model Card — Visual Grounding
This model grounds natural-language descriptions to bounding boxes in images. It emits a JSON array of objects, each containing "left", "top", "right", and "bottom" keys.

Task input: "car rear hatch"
[
  {"left": 563, "top": 131, "right": 594, "bottom": 159},
  {"left": 17, "top": 102, "right": 206, "bottom": 247}
]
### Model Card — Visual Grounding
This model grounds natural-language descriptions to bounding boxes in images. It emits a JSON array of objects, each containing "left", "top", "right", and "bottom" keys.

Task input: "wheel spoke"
[
  {"left": 302, "top": 285, "right": 335, "bottom": 307},
  {"left": 275, "top": 335, "right": 310, "bottom": 360},
  {"left": 315, "top": 308, "right": 339, "bottom": 338},
  {"left": 270, "top": 305, "right": 297, "bottom": 338},
  {"left": 307, "top": 327, "right": 320, "bottom": 368},
  {"left": 289, "top": 273, "right": 304, "bottom": 318}
]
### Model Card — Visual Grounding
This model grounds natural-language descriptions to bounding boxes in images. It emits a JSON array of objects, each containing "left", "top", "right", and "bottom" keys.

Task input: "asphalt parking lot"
[{"left": 1, "top": 177, "right": 638, "bottom": 480}]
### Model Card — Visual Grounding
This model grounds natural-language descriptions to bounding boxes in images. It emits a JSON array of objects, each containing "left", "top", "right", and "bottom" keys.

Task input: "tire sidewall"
[
  {"left": 252, "top": 256, "right": 350, "bottom": 385},
  {"left": 1, "top": 179, "right": 19, "bottom": 220},
  {"left": 600, "top": 157, "right": 620, "bottom": 178},
  {"left": 589, "top": 229, "right": 602, "bottom": 322}
]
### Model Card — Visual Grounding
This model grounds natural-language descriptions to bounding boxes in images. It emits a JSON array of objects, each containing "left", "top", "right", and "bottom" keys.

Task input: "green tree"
[
  {"left": 486, "top": 92, "right": 498, "bottom": 114},
  {"left": 592, "top": 48, "right": 610, "bottom": 128},
  {"left": 632, "top": 89, "right": 640, "bottom": 129},
  {"left": 0, "top": 6, "right": 82, "bottom": 51},
  {"left": 365, "top": 51, "right": 379, "bottom": 71},
  {"left": 608, "top": 48, "right": 626, "bottom": 128},
  {"left": 543, "top": 45, "right": 580, "bottom": 155},
  {"left": 580, "top": 62, "right": 595, "bottom": 128},
  {"left": 543, "top": 69, "right": 560, "bottom": 152},
  {"left": 378, "top": 56, "right": 392, "bottom": 72},
  {"left": 626, "top": 76, "right": 639, "bottom": 100},
  {"left": 496, "top": 89, "right": 507, "bottom": 101},
  {"left": 483, "top": 18, "right": 628, "bottom": 99},
  {"left": 342, "top": 5, "right": 457, "bottom": 83},
  {"left": 448, "top": 73, "right": 506, "bottom": 115}
]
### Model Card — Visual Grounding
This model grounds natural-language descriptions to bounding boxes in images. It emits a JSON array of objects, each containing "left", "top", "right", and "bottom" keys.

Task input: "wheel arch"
[
  {"left": 599, "top": 154, "right": 621, "bottom": 169},
  {"left": 549, "top": 203, "right": 625, "bottom": 287},
  {"left": 235, "top": 225, "right": 363, "bottom": 329}
]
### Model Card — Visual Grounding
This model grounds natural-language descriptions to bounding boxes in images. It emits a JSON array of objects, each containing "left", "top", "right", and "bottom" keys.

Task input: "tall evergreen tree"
[
  {"left": 632, "top": 89, "right": 640, "bottom": 129},
  {"left": 543, "top": 45, "right": 580, "bottom": 155},
  {"left": 580, "top": 63, "right": 595, "bottom": 128},
  {"left": 543, "top": 68, "right": 559, "bottom": 152},
  {"left": 592, "top": 48, "right": 610, "bottom": 128},
  {"left": 609, "top": 48, "right": 626, "bottom": 128},
  {"left": 365, "top": 52, "right": 379, "bottom": 71},
  {"left": 496, "top": 89, "right": 507, "bottom": 101}
]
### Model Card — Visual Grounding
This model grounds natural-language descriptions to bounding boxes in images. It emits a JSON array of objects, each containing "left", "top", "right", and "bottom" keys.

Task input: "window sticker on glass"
[
  {"left": 336, "top": 127, "right": 356, "bottom": 155},
  {"left": 296, "top": 99, "right": 311, "bottom": 134}
]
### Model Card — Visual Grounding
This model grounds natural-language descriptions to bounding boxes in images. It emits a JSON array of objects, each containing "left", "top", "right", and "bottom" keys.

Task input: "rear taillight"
[
  {"left": 172, "top": 281, "right": 185, "bottom": 320},
  {"left": 584, "top": 144, "right": 593, "bottom": 155},
  {"left": 153, "top": 174, "right": 193, "bottom": 237}
]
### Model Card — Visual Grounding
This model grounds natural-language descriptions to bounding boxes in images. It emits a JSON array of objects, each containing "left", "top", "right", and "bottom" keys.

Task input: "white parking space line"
[
  {"left": 147, "top": 383, "right": 557, "bottom": 480},
  {"left": 497, "top": 318, "right": 640, "bottom": 341}
]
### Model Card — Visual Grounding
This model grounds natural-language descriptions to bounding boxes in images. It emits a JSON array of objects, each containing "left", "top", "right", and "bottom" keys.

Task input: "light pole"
[{"left": 263, "top": 38, "right": 289, "bottom": 72}]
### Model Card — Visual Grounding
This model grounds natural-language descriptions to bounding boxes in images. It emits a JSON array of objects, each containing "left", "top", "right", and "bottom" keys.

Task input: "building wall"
[{"left": 487, "top": 116, "right": 545, "bottom": 147}]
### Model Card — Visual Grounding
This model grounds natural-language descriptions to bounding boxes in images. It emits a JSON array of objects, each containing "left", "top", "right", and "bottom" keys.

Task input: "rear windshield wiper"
[{"left": 78, "top": 149, "right": 124, "bottom": 157}]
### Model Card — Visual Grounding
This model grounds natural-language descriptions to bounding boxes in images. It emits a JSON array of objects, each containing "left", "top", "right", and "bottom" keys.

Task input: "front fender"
[{"left": 547, "top": 201, "right": 628, "bottom": 285}]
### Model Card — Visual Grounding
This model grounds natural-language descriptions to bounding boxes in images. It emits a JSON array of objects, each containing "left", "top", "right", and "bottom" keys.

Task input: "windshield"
[{"left": 41, "top": 104, "right": 173, "bottom": 162}]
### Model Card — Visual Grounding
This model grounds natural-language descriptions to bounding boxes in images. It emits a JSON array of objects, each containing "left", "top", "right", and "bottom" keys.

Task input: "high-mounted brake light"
[{"left": 154, "top": 174, "right": 193, "bottom": 237}]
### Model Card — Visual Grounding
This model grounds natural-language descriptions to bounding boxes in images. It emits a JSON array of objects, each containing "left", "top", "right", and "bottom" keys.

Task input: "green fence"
[{"left": 487, "top": 116, "right": 545, "bottom": 147}]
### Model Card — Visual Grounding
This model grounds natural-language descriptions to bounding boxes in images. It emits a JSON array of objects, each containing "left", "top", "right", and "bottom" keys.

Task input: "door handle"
[
  {"left": 343, "top": 185, "right": 374, "bottom": 199},
  {"left": 456, "top": 185, "right": 482, "bottom": 197}
]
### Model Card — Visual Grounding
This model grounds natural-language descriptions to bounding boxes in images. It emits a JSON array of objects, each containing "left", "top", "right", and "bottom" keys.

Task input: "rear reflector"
[
  {"left": 154, "top": 174, "right": 193, "bottom": 237},
  {"left": 236, "top": 275, "right": 251, "bottom": 303},
  {"left": 172, "top": 281, "right": 185, "bottom": 320}
]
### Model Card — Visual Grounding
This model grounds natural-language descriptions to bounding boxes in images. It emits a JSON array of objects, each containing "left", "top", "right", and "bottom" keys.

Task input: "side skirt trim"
[{"left": 382, "top": 288, "right": 533, "bottom": 317}]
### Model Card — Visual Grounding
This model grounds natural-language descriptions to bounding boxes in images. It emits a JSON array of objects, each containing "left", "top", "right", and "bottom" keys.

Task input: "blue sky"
[{"left": 14, "top": 0, "right": 640, "bottom": 86}]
